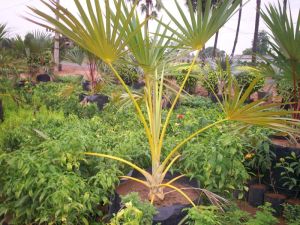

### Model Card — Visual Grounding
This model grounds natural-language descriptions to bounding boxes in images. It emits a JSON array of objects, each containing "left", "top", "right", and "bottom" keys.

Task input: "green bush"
[
  {"left": 283, "top": 203, "right": 300, "bottom": 225},
  {"left": 235, "top": 72, "right": 264, "bottom": 94},
  {"left": 110, "top": 193, "right": 157, "bottom": 225},
  {"left": 116, "top": 65, "right": 139, "bottom": 85},
  {"left": 200, "top": 71, "right": 219, "bottom": 93}
]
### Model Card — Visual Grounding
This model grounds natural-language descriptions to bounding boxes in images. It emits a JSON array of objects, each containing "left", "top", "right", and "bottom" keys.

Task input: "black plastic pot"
[
  {"left": 132, "top": 81, "right": 145, "bottom": 90},
  {"left": 109, "top": 170, "right": 200, "bottom": 225},
  {"left": 257, "top": 91, "right": 269, "bottom": 99},
  {"left": 80, "top": 94, "right": 110, "bottom": 111},
  {"left": 248, "top": 184, "right": 268, "bottom": 207},
  {"left": 269, "top": 138, "right": 300, "bottom": 198},
  {"left": 0, "top": 99, "right": 3, "bottom": 122},
  {"left": 208, "top": 93, "right": 223, "bottom": 103},
  {"left": 264, "top": 192, "right": 287, "bottom": 216},
  {"left": 36, "top": 74, "right": 51, "bottom": 82},
  {"left": 82, "top": 80, "right": 91, "bottom": 91}
]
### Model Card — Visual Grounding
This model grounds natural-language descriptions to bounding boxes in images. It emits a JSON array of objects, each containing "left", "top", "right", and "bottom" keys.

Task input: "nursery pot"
[
  {"left": 36, "top": 74, "right": 51, "bottom": 82},
  {"left": 264, "top": 192, "right": 287, "bottom": 216},
  {"left": 208, "top": 93, "right": 223, "bottom": 103},
  {"left": 82, "top": 80, "right": 91, "bottom": 91},
  {"left": 286, "top": 198, "right": 300, "bottom": 206},
  {"left": 257, "top": 91, "right": 269, "bottom": 99},
  {"left": 248, "top": 184, "right": 268, "bottom": 207},
  {"left": 269, "top": 137, "right": 300, "bottom": 198},
  {"left": 109, "top": 170, "right": 201, "bottom": 225}
]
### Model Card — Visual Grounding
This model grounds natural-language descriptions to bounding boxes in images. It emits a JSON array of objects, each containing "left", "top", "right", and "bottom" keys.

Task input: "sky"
[{"left": 0, "top": 0, "right": 299, "bottom": 55}]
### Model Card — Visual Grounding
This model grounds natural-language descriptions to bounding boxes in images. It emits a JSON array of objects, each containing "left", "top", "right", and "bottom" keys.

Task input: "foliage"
[
  {"left": 242, "top": 31, "right": 270, "bottom": 55},
  {"left": 200, "top": 70, "right": 219, "bottom": 93},
  {"left": 283, "top": 203, "right": 300, "bottom": 225},
  {"left": 116, "top": 64, "right": 139, "bottom": 86},
  {"left": 110, "top": 193, "right": 157, "bottom": 225},
  {"left": 276, "top": 152, "right": 300, "bottom": 194},
  {"left": 185, "top": 206, "right": 221, "bottom": 225},
  {"left": 29, "top": 0, "right": 299, "bottom": 208},
  {"left": 183, "top": 203, "right": 277, "bottom": 225},
  {"left": 246, "top": 203, "right": 278, "bottom": 225},
  {"left": 235, "top": 71, "right": 264, "bottom": 94},
  {"left": 243, "top": 130, "right": 274, "bottom": 183},
  {"left": 180, "top": 129, "right": 250, "bottom": 193},
  {"left": 175, "top": 65, "right": 199, "bottom": 93}
]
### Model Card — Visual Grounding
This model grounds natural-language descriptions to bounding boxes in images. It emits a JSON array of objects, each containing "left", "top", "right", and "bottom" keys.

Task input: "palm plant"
[
  {"left": 261, "top": 2, "right": 300, "bottom": 119},
  {"left": 28, "top": 0, "right": 300, "bottom": 205},
  {"left": 0, "top": 24, "right": 8, "bottom": 43}
]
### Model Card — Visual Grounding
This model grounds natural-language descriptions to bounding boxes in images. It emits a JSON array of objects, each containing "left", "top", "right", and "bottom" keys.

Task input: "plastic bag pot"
[
  {"left": 36, "top": 74, "right": 51, "bottom": 82},
  {"left": 109, "top": 170, "right": 200, "bottom": 225},
  {"left": 264, "top": 192, "right": 287, "bottom": 216},
  {"left": 248, "top": 184, "right": 268, "bottom": 207}
]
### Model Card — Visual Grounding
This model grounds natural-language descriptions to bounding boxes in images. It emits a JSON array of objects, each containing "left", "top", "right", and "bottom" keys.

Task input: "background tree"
[
  {"left": 242, "top": 30, "right": 269, "bottom": 55},
  {"left": 127, "top": 0, "right": 162, "bottom": 36},
  {"left": 252, "top": 0, "right": 261, "bottom": 63},
  {"left": 231, "top": 0, "right": 243, "bottom": 57}
]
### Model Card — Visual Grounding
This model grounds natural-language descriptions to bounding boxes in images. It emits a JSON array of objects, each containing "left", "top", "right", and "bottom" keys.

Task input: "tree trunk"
[
  {"left": 0, "top": 99, "right": 3, "bottom": 122},
  {"left": 145, "top": 0, "right": 151, "bottom": 37},
  {"left": 252, "top": 0, "right": 261, "bottom": 64},
  {"left": 231, "top": 0, "right": 243, "bottom": 58},
  {"left": 212, "top": 31, "right": 219, "bottom": 58},
  {"left": 283, "top": 0, "right": 287, "bottom": 13},
  {"left": 54, "top": 0, "right": 60, "bottom": 72}
]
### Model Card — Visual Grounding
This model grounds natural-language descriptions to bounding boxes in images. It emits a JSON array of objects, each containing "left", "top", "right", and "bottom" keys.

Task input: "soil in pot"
[
  {"left": 110, "top": 176, "right": 200, "bottom": 225},
  {"left": 264, "top": 192, "right": 287, "bottom": 216},
  {"left": 248, "top": 184, "right": 268, "bottom": 207},
  {"left": 286, "top": 198, "right": 300, "bottom": 205}
]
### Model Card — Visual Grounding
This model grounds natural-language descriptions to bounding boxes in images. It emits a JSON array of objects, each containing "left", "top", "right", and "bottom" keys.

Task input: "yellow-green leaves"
[
  {"left": 27, "top": 0, "right": 139, "bottom": 64},
  {"left": 160, "top": 0, "right": 242, "bottom": 50}
]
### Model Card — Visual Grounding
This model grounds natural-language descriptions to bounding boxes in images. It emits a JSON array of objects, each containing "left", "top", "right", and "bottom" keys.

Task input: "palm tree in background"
[
  {"left": 252, "top": 0, "right": 261, "bottom": 64},
  {"left": 283, "top": 0, "right": 287, "bottom": 12},
  {"left": 127, "top": 0, "right": 162, "bottom": 36},
  {"left": 231, "top": 0, "right": 243, "bottom": 57},
  {"left": 0, "top": 24, "right": 8, "bottom": 44}
]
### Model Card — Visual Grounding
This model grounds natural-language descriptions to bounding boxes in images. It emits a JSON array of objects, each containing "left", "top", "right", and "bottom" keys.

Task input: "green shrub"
[
  {"left": 200, "top": 71, "right": 219, "bottom": 93},
  {"left": 110, "top": 193, "right": 157, "bottom": 225},
  {"left": 116, "top": 65, "right": 139, "bottom": 85},
  {"left": 283, "top": 203, "right": 300, "bottom": 225},
  {"left": 175, "top": 67, "right": 198, "bottom": 94},
  {"left": 235, "top": 72, "right": 264, "bottom": 93},
  {"left": 246, "top": 203, "right": 278, "bottom": 225}
]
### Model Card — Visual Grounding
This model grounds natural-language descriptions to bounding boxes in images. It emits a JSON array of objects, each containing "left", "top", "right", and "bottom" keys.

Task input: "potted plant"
[
  {"left": 244, "top": 140, "right": 274, "bottom": 207},
  {"left": 28, "top": 0, "right": 300, "bottom": 223},
  {"left": 275, "top": 152, "right": 300, "bottom": 202}
]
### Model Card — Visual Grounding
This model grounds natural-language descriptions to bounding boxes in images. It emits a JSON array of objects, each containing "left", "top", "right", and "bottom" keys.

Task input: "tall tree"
[
  {"left": 231, "top": 0, "right": 243, "bottom": 57},
  {"left": 128, "top": 0, "right": 162, "bottom": 36},
  {"left": 53, "top": 0, "right": 60, "bottom": 72},
  {"left": 252, "top": 0, "right": 261, "bottom": 64},
  {"left": 283, "top": 0, "right": 287, "bottom": 13}
]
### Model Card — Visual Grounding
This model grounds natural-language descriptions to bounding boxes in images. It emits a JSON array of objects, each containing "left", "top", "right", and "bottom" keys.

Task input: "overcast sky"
[{"left": 0, "top": 0, "right": 299, "bottom": 55}]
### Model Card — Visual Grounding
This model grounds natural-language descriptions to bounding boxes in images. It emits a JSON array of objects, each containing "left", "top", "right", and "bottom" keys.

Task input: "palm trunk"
[
  {"left": 54, "top": 0, "right": 60, "bottom": 72},
  {"left": 252, "top": 0, "right": 261, "bottom": 64},
  {"left": 231, "top": 0, "right": 243, "bottom": 58},
  {"left": 283, "top": 0, "right": 287, "bottom": 13},
  {"left": 212, "top": 31, "right": 219, "bottom": 58},
  {"left": 145, "top": 0, "right": 151, "bottom": 37}
]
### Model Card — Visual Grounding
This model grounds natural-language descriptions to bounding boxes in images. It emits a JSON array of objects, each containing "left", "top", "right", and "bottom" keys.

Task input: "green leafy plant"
[
  {"left": 235, "top": 71, "right": 264, "bottom": 94},
  {"left": 246, "top": 203, "right": 278, "bottom": 225},
  {"left": 110, "top": 192, "right": 157, "bottom": 225},
  {"left": 276, "top": 152, "right": 300, "bottom": 197},
  {"left": 28, "top": 0, "right": 300, "bottom": 207},
  {"left": 283, "top": 203, "right": 300, "bottom": 225}
]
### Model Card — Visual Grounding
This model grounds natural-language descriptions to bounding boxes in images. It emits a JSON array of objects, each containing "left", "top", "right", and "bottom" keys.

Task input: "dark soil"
[
  {"left": 116, "top": 179, "right": 199, "bottom": 207},
  {"left": 271, "top": 138, "right": 300, "bottom": 148}
]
